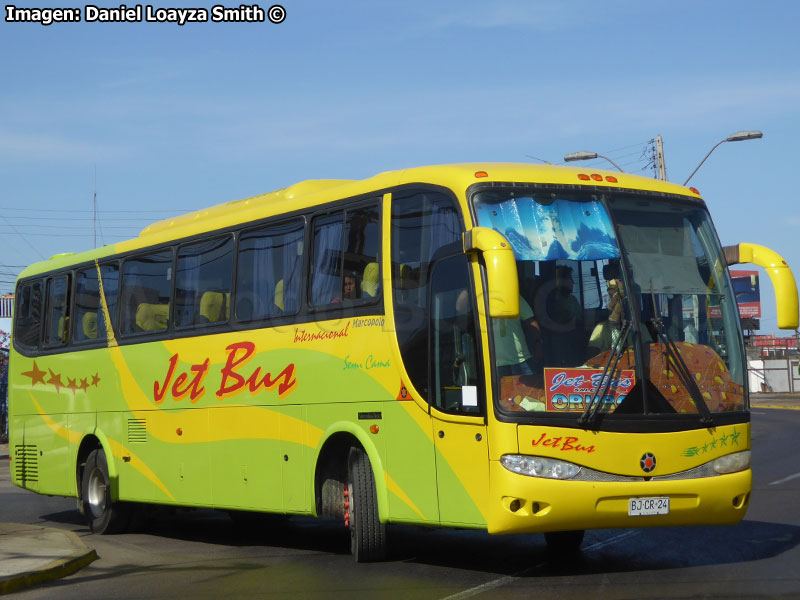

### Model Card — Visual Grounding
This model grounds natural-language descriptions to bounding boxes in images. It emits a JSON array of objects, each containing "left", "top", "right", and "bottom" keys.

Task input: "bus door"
[{"left": 429, "top": 253, "right": 489, "bottom": 526}]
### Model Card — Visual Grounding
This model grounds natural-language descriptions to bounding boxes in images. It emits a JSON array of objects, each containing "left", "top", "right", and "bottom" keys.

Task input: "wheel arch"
[
  {"left": 76, "top": 430, "right": 118, "bottom": 501},
  {"left": 312, "top": 421, "right": 388, "bottom": 522}
]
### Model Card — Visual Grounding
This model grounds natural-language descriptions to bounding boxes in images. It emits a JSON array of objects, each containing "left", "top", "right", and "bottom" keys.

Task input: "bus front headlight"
[
  {"left": 712, "top": 450, "right": 751, "bottom": 474},
  {"left": 500, "top": 454, "right": 581, "bottom": 479}
]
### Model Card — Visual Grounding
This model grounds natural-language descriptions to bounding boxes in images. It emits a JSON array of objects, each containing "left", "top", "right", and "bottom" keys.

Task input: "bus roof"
[{"left": 17, "top": 162, "right": 701, "bottom": 279}]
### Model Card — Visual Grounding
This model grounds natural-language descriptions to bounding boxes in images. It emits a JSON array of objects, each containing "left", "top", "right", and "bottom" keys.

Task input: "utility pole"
[{"left": 654, "top": 135, "right": 667, "bottom": 181}]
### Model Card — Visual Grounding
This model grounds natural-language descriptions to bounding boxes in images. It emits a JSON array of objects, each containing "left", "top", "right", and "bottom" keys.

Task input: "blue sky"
[{"left": 1, "top": 0, "right": 799, "bottom": 335}]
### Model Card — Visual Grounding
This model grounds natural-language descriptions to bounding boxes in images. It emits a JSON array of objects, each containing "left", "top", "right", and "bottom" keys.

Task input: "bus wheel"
[
  {"left": 346, "top": 447, "right": 386, "bottom": 562},
  {"left": 544, "top": 530, "right": 585, "bottom": 553},
  {"left": 81, "top": 449, "right": 131, "bottom": 534}
]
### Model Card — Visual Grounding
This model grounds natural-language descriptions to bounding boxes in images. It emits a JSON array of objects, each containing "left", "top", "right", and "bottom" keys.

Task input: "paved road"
[{"left": 3, "top": 409, "right": 800, "bottom": 599}]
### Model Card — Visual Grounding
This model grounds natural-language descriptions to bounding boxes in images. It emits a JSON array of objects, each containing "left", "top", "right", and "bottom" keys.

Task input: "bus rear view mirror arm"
[
  {"left": 463, "top": 227, "right": 519, "bottom": 318},
  {"left": 723, "top": 243, "right": 799, "bottom": 330}
]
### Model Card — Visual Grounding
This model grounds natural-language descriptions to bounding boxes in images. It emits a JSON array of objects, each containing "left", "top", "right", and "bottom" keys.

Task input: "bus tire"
[
  {"left": 347, "top": 446, "right": 386, "bottom": 562},
  {"left": 81, "top": 448, "right": 131, "bottom": 534},
  {"left": 544, "top": 529, "right": 585, "bottom": 553}
]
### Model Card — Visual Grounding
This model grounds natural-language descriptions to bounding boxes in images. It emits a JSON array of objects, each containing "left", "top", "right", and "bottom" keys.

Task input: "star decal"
[
  {"left": 22, "top": 361, "right": 47, "bottom": 386},
  {"left": 47, "top": 369, "right": 64, "bottom": 394},
  {"left": 22, "top": 363, "right": 102, "bottom": 396},
  {"left": 729, "top": 428, "right": 741, "bottom": 446}
]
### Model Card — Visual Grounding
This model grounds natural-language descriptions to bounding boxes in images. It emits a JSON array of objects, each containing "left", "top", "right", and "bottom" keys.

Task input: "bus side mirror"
[
  {"left": 463, "top": 227, "right": 519, "bottom": 318},
  {"left": 723, "top": 243, "right": 799, "bottom": 329}
]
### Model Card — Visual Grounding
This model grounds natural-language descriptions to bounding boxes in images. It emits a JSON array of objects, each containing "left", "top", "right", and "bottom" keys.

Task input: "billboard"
[{"left": 730, "top": 270, "right": 761, "bottom": 319}]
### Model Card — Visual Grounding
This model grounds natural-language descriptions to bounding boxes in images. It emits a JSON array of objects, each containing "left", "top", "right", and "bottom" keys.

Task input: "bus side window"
[
  {"left": 174, "top": 236, "right": 234, "bottom": 328},
  {"left": 310, "top": 202, "right": 381, "bottom": 307},
  {"left": 14, "top": 280, "right": 43, "bottom": 348},
  {"left": 344, "top": 204, "right": 381, "bottom": 300},
  {"left": 311, "top": 213, "right": 344, "bottom": 306},
  {"left": 120, "top": 250, "right": 173, "bottom": 335},
  {"left": 391, "top": 190, "right": 462, "bottom": 402},
  {"left": 72, "top": 263, "right": 118, "bottom": 343},
  {"left": 237, "top": 218, "right": 305, "bottom": 321},
  {"left": 430, "top": 254, "right": 483, "bottom": 415},
  {"left": 44, "top": 275, "right": 70, "bottom": 346},
  {"left": 73, "top": 268, "right": 100, "bottom": 342}
]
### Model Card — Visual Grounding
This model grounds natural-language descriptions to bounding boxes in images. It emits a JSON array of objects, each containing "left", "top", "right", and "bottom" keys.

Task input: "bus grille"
[
  {"left": 128, "top": 419, "right": 147, "bottom": 443},
  {"left": 14, "top": 445, "right": 39, "bottom": 484}
]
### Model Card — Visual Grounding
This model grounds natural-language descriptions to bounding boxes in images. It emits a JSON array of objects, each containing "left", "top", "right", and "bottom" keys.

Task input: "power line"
[
  {"left": 0, "top": 207, "right": 194, "bottom": 214},
  {"left": 0, "top": 232, "right": 131, "bottom": 238},
  {"left": 0, "top": 225, "right": 142, "bottom": 231},
  {"left": 0, "top": 215, "right": 45, "bottom": 260},
  {"left": 0, "top": 215, "right": 159, "bottom": 222}
]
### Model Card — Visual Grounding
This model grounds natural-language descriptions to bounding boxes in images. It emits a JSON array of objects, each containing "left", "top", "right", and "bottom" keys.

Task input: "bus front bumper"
[{"left": 486, "top": 460, "right": 751, "bottom": 535}]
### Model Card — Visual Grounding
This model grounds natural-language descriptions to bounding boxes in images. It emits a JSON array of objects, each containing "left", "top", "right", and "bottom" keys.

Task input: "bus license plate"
[{"left": 628, "top": 497, "right": 670, "bottom": 516}]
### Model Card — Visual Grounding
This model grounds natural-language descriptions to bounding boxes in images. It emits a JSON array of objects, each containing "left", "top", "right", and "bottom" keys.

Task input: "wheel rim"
[{"left": 86, "top": 467, "right": 108, "bottom": 519}]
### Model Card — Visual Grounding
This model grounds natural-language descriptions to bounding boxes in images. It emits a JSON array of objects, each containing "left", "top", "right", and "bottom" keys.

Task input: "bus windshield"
[{"left": 472, "top": 187, "right": 746, "bottom": 423}]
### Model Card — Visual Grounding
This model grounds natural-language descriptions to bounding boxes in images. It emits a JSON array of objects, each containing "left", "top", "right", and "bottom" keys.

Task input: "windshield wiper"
[
  {"left": 579, "top": 319, "right": 632, "bottom": 428},
  {"left": 649, "top": 315, "right": 714, "bottom": 426}
]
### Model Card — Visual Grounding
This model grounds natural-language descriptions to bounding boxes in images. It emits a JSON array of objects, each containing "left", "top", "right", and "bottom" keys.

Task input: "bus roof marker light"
[
  {"left": 605, "top": 175, "right": 618, "bottom": 183},
  {"left": 474, "top": 171, "right": 489, "bottom": 178},
  {"left": 578, "top": 174, "right": 590, "bottom": 181},
  {"left": 689, "top": 187, "right": 700, "bottom": 195},
  {"left": 591, "top": 174, "right": 603, "bottom": 181}
]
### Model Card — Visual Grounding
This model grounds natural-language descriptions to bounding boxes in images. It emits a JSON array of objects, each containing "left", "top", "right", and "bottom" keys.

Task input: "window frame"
[
  {"left": 307, "top": 198, "right": 383, "bottom": 313},
  {"left": 173, "top": 233, "right": 235, "bottom": 331},
  {"left": 42, "top": 274, "right": 71, "bottom": 348},
  {"left": 118, "top": 247, "right": 176, "bottom": 338}
]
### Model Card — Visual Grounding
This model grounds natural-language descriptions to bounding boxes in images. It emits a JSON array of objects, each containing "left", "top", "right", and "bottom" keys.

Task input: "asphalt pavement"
[{"left": 0, "top": 392, "right": 798, "bottom": 594}]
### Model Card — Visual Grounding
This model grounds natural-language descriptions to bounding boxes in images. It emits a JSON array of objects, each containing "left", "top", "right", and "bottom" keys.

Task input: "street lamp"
[
  {"left": 683, "top": 131, "right": 763, "bottom": 186},
  {"left": 563, "top": 151, "right": 625, "bottom": 172}
]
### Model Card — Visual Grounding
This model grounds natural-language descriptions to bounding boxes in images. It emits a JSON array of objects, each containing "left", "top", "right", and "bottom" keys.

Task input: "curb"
[
  {"left": 751, "top": 404, "right": 800, "bottom": 411},
  {"left": 0, "top": 530, "right": 98, "bottom": 595}
]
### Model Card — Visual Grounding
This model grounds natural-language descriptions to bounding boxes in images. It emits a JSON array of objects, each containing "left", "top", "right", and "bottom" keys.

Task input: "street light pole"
[
  {"left": 563, "top": 151, "right": 625, "bottom": 172},
  {"left": 683, "top": 131, "right": 763, "bottom": 186}
]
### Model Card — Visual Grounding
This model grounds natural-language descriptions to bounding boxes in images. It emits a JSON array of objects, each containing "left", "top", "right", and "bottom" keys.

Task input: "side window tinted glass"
[
  {"left": 14, "top": 281, "right": 43, "bottom": 348},
  {"left": 344, "top": 205, "right": 381, "bottom": 300},
  {"left": 237, "top": 218, "right": 304, "bottom": 321},
  {"left": 391, "top": 191, "right": 462, "bottom": 400},
  {"left": 310, "top": 203, "right": 381, "bottom": 307},
  {"left": 175, "top": 236, "right": 234, "bottom": 328},
  {"left": 73, "top": 263, "right": 119, "bottom": 343},
  {"left": 311, "top": 213, "right": 345, "bottom": 306},
  {"left": 121, "top": 250, "right": 173, "bottom": 334},
  {"left": 44, "top": 276, "right": 70, "bottom": 346},
  {"left": 431, "top": 254, "right": 483, "bottom": 414},
  {"left": 101, "top": 264, "right": 120, "bottom": 334}
]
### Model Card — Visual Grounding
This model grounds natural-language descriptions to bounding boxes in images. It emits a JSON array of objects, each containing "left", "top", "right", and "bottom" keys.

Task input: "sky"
[{"left": 1, "top": 0, "right": 799, "bottom": 336}]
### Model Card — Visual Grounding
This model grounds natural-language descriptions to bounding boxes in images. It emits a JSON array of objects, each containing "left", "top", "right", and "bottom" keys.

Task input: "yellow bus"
[{"left": 9, "top": 163, "right": 798, "bottom": 561}]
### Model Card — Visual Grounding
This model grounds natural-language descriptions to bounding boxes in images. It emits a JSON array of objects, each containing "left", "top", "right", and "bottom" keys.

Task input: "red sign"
[{"left": 544, "top": 368, "right": 635, "bottom": 412}]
